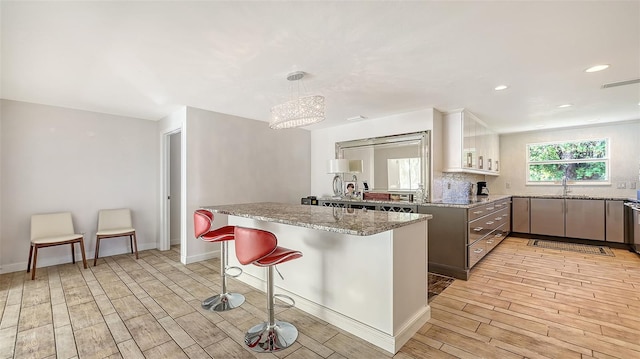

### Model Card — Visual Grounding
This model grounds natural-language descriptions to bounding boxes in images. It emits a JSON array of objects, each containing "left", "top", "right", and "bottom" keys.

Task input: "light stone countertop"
[
  {"left": 204, "top": 202, "right": 432, "bottom": 236},
  {"left": 509, "top": 194, "right": 634, "bottom": 201}
]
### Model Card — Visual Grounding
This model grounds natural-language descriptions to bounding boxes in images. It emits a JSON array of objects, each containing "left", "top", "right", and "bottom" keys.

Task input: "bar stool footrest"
[
  {"left": 202, "top": 292, "right": 246, "bottom": 312},
  {"left": 273, "top": 293, "right": 295, "bottom": 308},
  {"left": 245, "top": 321, "right": 298, "bottom": 352},
  {"left": 224, "top": 265, "right": 243, "bottom": 278}
]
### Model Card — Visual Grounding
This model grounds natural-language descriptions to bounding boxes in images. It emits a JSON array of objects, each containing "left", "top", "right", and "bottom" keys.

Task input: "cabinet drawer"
[
  {"left": 468, "top": 238, "right": 486, "bottom": 268},
  {"left": 484, "top": 224, "right": 508, "bottom": 253},
  {"left": 468, "top": 208, "right": 509, "bottom": 243},
  {"left": 468, "top": 204, "right": 490, "bottom": 221}
]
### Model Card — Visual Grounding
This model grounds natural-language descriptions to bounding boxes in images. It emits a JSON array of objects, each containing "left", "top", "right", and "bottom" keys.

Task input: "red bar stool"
[
  {"left": 234, "top": 226, "right": 303, "bottom": 352},
  {"left": 194, "top": 209, "right": 245, "bottom": 311}
]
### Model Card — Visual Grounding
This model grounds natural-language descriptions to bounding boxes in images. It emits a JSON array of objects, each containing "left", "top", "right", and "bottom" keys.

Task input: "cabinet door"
[
  {"left": 462, "top": 114, "right": 476, "bottom": 168},
  {"left": 512, "top": 198, "right": 530, "bottom": 233},
  {"left": 565, "top": 199, "right": 605, "bottom": 241},
  {"left": 530, "top": 198, "right": 565, "bottom": 236},
  {"left": 605, "top": 200, "right": 624, "bottom": 243}
]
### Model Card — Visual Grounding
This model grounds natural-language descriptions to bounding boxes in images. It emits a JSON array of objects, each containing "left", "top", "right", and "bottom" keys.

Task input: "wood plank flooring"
[{"left": 1, "top": 235, "right": 639, "bottom": 358}]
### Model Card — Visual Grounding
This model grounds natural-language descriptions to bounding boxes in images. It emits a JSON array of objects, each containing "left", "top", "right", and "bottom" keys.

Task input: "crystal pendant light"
[{"left": 269, "top": 71, "right": 325, "bottom": 129}]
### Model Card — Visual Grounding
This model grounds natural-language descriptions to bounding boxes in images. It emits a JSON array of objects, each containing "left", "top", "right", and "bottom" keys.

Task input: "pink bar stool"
[
  {"left": 194, "top": 209, "right": 245, "bottom": 311},
  {"left": 234, "top": 226, "right": 303, "bottom": 352}
]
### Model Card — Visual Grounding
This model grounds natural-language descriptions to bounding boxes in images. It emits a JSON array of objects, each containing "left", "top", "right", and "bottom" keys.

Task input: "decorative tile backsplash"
[{"left": 441, "top": 173, "right": 486, "bottom": 201}]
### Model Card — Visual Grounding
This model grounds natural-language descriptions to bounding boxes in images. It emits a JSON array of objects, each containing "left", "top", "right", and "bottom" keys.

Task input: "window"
[
  {"left": 526, "top": 139, "right": 609, "bottom": 184},
  {"left": 387, "top": 158, "right": 421, "bottom": 190}
]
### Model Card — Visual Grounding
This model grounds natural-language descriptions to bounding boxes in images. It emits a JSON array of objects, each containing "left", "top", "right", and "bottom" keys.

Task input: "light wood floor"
[{"left": 1, "top": 235, "right": 639, "bottom": 359}]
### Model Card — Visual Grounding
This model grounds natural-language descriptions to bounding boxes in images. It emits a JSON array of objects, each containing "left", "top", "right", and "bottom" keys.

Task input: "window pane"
[
  {"left": 529, "top": 161, "right": 608, "bottom": 182},
  {"left": 529, "top": 164, "right": 565, "bottom": 181},
  {"left": 571, "top": 162, "right": 607, "bottom": 181},
  {"left": 528, "top": 140, "right": 607, "bottom": 162}
]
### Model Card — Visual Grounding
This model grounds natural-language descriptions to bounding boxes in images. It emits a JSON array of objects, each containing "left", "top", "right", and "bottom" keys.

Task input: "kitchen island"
[{"left": 204, "top": 202, "right": 432, "bottom": 354}]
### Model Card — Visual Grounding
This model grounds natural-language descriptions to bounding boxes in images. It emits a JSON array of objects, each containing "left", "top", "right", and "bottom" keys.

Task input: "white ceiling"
[{"left": 2, "top": 1, "right": 639, "bottom": 133}]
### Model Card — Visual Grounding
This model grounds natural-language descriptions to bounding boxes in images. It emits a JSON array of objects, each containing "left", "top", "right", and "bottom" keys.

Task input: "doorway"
[
  {"left": 169, "top": 132, "right": 182, "bottom": 251},
  {"left": 160, "top": 128, "right": 183, "bottom": 259}
]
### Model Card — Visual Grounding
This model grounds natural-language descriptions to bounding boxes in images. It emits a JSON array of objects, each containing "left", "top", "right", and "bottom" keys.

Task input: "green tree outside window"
[{"left": 527, "top": 139, "right": 608, "bottom": 183}]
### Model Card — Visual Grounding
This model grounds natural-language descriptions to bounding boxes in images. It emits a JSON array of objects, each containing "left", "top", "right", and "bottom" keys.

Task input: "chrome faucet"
[{"left": 561, "top": 176, "right": 571, "bottom": 196}]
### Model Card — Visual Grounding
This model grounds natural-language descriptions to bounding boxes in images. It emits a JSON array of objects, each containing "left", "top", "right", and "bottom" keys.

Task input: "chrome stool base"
[
  {"left": 201, "top": 292, "right": 245, "bottom": 312},
  {"left": 245, "top": 321, "right": 298, "bottom": 352}
]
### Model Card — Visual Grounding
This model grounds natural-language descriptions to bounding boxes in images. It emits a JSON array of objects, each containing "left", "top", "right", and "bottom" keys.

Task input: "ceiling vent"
[{"left": 601, "top": 78, "right": 640, "bottom": 89}]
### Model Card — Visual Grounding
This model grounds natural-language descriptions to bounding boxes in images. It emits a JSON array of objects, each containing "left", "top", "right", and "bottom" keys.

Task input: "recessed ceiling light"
[
  {"left": 494, "top": 85, "right": 508, "bottom": 91},
  {"left": 346, "top": 115, "right": 367, "bottom": 121},
  {"left": 585, "top": 64, "right": 610, "bottom": 73},
  {"left": 558, "top": 104, "right": 573, "bottom": 108}
]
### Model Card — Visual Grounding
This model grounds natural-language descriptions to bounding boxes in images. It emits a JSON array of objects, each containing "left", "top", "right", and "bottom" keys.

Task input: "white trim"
[
  {"left": 1, "top": 242, "right": 157, "bottom": 275},
  {"left": 160, "top": 127, "right": 182, "bottom": 254},
  {"left": 184, "top": 248, "right": 220, "bottom": 265}
]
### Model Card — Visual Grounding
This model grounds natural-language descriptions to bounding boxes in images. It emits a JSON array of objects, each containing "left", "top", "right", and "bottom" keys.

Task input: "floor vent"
[{"left": 527, "top": 239, "right": 614, "bottom": 256}]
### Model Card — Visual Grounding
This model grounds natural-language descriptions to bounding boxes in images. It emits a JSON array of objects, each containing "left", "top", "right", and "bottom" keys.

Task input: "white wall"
[
  {"left": 183, "top": 106, "right": 311, "bottom": 263},
  {"left": 310, "top": 108, "right": 444, "bottom": 200},
  {"left": 0, "top": 100, "right": 159, "bottom": 273},
  {"left": 488, "top": 120, "right": 640, "bottom": 198}
]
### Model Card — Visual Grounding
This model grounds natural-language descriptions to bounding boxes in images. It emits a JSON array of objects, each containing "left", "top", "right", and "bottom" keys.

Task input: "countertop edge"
[{"left": 207, "top": 204, "right": 432, "bottom": 236}]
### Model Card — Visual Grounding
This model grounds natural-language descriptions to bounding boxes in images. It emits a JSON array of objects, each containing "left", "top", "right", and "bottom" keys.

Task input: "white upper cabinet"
[{"left": 443, "top": 109, "right": 500, "bottom": 176}]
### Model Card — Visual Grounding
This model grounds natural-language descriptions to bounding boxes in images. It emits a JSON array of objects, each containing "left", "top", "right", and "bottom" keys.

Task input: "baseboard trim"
[
  {"left": 184, "top": 249, "right": 219, "bottom": 265},
  {"left": 1, "top": 242, "right": 157, "bottom": 275}
]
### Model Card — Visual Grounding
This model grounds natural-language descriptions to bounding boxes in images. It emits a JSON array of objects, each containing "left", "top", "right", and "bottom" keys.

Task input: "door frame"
[{"left": 160, "top": 128, "right": 184, "bottom": 255}]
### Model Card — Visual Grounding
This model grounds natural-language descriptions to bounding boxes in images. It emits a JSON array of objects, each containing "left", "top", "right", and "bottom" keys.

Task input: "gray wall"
[
  {"left": 0, "top": 100, "right": 159, "bottom": 273},
  {"left": 182, "top": 107, "right": 311, "bottom": 262},
  {"left": 170, "top": 132, "right": 181, "bottom": 244}
]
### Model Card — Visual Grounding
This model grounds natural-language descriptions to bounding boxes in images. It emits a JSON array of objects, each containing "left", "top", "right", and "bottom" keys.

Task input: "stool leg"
[
  {"left": 244, "top": 265, "right": 298, "bottom": 352},
  {"left": 201, "top": 241, "right": 245, "bottom": 312}
]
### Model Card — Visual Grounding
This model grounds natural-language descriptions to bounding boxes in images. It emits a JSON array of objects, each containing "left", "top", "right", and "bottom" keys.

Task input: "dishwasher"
[{"left": 625, "top": 202, "right": 640, "bottom": 254}]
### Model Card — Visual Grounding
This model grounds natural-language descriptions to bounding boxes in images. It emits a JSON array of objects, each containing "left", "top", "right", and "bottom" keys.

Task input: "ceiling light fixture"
[
  {"left": 585, "top": 64, "right": 610, "bottom": 73},
  {"left": 494, "top": 85, "right": 509, "bottom": 91},
  {"left": 346, "top": 115, "right": 367, "bottom": 121},
  {"left": 269, "top": 71, "right": 325, "bottom": 129},
  {"left": 558, "top": 104, "right": 573, "bottom": 108}
]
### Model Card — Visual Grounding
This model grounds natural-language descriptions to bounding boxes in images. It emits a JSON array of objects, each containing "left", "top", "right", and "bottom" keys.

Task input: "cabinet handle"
[
  {"left": 473, "top": 210, "right": 483, "bottom": 214},
  {"left": 487, "top": 239, "right": 494, "bottom": 244},
  {"left": 494, "top": 232, "right": 503, "bottom": 237},
  {"left": 467, "top": 153, "right": 472, "bottom": 167},
  {"left": 473, "top": 227, "right": 483, "bottom": 232},
  {"left": 473, "top": 248, "right": 484, "bottom": 254},
  {"left": 607, "top": 202, "right": 610, "bottom": 216},
  {"left": 488, "top": 158, "right": 492, "bottom": 171},
  {"left": 496, "top": 160, "right": 499, "bottom": 171},
  {"left": 495, "top": 217, "right": 502, "bottom": 221},
  {"left": 526, "top": 200, "right": 529, "bottom": 211},
  {"left": 479, "top": 156, "right": 484, "bottom": 169},
  {"left": 485, "top": 221, "right": 494, "bottom": 225},
  {"left": 486, "top": 207, "right": 495, "bottom": 211}
]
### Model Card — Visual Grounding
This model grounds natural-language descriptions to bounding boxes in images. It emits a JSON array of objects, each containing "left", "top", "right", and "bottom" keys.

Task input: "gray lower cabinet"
[
  {"left": 565, "top": 199, "right": 605, "bottom": 240},
  {"left": 605, "top": 200, "right": 624, "bottom": 243},
  {"left": 512, "top": 197, "right": 530, "bottom": 233},
  {"left": 530, "top": 198, "right": 565, "bottom": 237},
  {"left": 420, "top": 198, "right": 511, "bottom": 279}
]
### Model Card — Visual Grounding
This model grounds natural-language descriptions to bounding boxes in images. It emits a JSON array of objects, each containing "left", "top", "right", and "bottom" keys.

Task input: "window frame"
[{"left": 525, "top": 138, "right": 610, "bottom": 186}]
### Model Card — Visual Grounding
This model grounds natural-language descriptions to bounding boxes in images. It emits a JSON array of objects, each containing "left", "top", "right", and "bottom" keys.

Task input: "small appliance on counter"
[
  {"left": 301, "top": 196, "right": 318, "bottom": 205},
  {"left": 477, "top": 181, "right": 489, "bottom": 196}
]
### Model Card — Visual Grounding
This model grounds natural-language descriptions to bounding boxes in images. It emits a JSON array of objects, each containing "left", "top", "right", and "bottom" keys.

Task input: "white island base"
[{"left": 226, "top": 216, "right": 430, "bottom": 354}]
